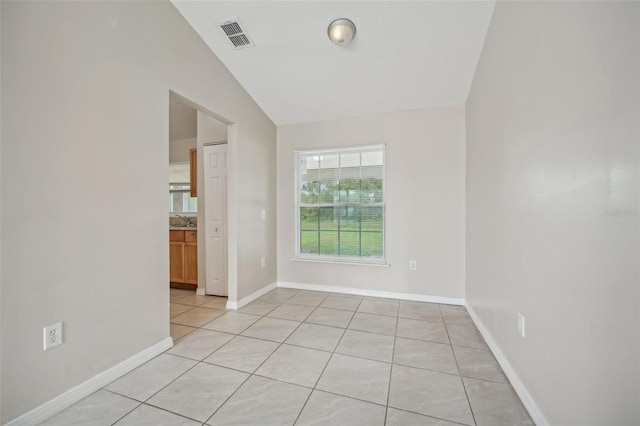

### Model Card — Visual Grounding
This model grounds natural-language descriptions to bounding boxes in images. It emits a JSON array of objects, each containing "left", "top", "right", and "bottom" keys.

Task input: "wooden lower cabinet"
[
  {"left": 184, "top": 243, "right": 198, "bottom": 283},
  {"left": 169, "top": 230, "right": 198, "bottom": 290}
]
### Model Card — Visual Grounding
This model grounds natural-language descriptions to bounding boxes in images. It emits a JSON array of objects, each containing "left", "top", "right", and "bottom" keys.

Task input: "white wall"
[
  {"left": 196, "top": 111, "right": 227, "bottom": 293},
  {"left": 466, "top": 2, "right": 639, "bottom": 424},
  {"left": 277, "top": 107, "right": 465, "bottom": 299},
  {"left": 0, "top": 1, "right": 276, "bottom": 422},
  {"left": 169, "top": 137, "right": 196, "bottom": 164},
  {"left": 0, "top": 2, "right": 3, "bottom": 421}
]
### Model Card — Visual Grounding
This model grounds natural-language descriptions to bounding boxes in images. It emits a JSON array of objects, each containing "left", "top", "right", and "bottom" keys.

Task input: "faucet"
[{"left": 176, "top": 215, "right": 194, "bottom": 227}]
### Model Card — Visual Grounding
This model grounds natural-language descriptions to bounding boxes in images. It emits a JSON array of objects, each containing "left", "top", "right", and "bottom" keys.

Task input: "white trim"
[
  {"left": 195, "top": 288, "right": 206, "bottom": 296},
  {"left": 226, "top": 281, "right": 277, "bottom": 310},
  {"left": 294, "top": 145, "right": 387, "bottom": 263},
  {"left": 6, "top": 337, "right": 173, "bottom": 426},
  {"left": 277, "top": 281, "right": 464, "bottom": 306},
  {"left": 465, "top": 303, "right": 549, "bottom": 426},
  {"left": 290, "top": 257, "right": 389, "bottom": 267}
]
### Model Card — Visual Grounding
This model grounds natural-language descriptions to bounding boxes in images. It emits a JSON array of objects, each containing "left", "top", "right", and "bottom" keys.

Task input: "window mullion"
[{"left": 337, "top": 154, "right": 341, "bottom": 257}]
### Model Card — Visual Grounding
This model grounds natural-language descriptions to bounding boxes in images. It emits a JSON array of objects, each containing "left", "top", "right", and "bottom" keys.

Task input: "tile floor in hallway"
[{"left": 41, "top": 288, "right": 534, "bottom": 426}]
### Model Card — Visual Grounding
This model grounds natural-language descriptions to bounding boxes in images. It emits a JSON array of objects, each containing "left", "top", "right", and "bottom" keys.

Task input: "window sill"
[{"left": 291, "top": 256, "right": 389, "bottom": 267}]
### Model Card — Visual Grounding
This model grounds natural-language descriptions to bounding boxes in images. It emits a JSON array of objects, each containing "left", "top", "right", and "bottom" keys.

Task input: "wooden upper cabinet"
[{"left": 190, "top": 148, "right": 197, "bottom": 197}]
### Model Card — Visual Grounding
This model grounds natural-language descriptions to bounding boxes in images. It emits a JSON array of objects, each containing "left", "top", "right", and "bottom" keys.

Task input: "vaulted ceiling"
[{"left": 171, "top": 1, "right": 495, "bottom": 125}]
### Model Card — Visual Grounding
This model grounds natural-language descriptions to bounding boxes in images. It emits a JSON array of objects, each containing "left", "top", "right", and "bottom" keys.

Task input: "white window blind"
[
  {"left": 169, "top": 163, "right": 196, "bottom": 213},
  {"left": 295, "top": 145, "right": 385, "bottom": 263}
]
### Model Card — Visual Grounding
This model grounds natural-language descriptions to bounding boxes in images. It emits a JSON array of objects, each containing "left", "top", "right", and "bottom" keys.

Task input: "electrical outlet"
[
  {"left": 409, "top": 260, "right": 417, "bottom": 271},
  {"left": 517, "top": 313, "right": 525, "bottom": 338},
  {"left": 43, "top": 322, "right": 63, "bottom": 351},
  {"left": 261, "top": 256, "right": 266, "bottom": 268},
  {"left": 260, "top": 209, "right": 266, "bottom": 220}
]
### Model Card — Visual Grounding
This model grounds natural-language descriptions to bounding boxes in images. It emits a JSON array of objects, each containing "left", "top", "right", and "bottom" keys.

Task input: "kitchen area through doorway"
[{"left": 168, "top": 92, "right": 230, "bottom": 340}]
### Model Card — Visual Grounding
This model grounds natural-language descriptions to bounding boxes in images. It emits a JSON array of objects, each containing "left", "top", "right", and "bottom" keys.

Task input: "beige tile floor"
[{"left": 41, "top": 288, "right": 534, "bottom": 425}]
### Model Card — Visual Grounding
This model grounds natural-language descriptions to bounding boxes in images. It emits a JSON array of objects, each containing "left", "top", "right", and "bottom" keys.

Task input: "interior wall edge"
[
  {"left": 226, "top": 281, "right": 277, "bottom": 310},
  {"left": 465, "top": 302, "right": 549, "bottom": 426}
]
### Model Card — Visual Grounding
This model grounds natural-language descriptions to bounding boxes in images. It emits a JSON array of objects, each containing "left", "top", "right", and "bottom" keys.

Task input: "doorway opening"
[{"left": 168, "top": 91, "right": 235, "bottom": 340}]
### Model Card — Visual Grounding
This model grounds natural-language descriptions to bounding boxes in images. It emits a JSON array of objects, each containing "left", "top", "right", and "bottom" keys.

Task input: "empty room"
[{"left": 1, "top": 1, "right": 638, "bottom": 425}]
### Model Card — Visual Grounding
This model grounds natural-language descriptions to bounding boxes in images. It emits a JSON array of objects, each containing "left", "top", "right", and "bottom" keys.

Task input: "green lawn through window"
[{"left": 300, "top": 218, "right": 383, "bottom": 258}]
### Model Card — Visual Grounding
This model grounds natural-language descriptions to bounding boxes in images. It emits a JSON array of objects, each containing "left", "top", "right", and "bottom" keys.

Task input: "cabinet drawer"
[
  {"left": 185, "top": 230, "right": 197, "bottom": 243},
  {"left": 170, "top": 230, "right": 185, "bottom": 242}
]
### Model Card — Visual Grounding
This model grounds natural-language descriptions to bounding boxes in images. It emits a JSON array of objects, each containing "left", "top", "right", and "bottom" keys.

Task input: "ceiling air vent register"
[{"left": 220, "top": 20, "right": 255, "bottom": 50}]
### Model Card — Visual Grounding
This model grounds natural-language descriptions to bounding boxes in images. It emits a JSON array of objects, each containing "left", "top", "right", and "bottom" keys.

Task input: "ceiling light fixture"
[{"left": 327, "top": 18, "right": 356, "bottom": 46}]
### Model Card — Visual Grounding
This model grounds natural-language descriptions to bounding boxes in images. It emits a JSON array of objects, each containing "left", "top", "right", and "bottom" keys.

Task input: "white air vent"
[{"left": 220, "top": 20, "right": 254, "bottom": 50}]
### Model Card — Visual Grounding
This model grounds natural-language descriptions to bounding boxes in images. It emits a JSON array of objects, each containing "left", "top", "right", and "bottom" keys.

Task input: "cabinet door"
[
  {"left": 169, "top": 241, "right": 185, "bottom": 282},
  {"left": 170, "top": 230, "right": 185, "bottom": 242},
  {"left": 184, "top": 242, "right": 198, "bottom": 283}
]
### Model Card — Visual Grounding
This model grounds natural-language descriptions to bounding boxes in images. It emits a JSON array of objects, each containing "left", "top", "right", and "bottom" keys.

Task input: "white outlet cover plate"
[{"left": 44, "top": 322, "right": 63, "bottom": 351}]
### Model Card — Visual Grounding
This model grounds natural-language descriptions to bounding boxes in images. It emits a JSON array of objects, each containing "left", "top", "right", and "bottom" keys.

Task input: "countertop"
[{"left": 170, "top": 227, "right": 198, "bottom": 231}]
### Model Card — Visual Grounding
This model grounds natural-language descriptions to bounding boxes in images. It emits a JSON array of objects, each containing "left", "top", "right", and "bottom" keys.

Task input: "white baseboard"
[
  {"left": 277, "top": 281, "right": 464, "bottom": 306},
  {"left": 195, "top": 288, "right": 206, "bottom": 296},
  {"left": 6, "top": 337, "right": 173, "bottom": 426},
  {"left": 465, "top": 303, "right": 548, "bottom": 426},
  {"left": 226, "top": 281, "right": 277, "bottom": 310}
]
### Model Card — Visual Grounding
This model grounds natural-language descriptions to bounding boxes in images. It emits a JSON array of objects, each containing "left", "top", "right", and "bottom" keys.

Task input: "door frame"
[{"left": 169, "top": 91, "right": 237, "bottom": 305}]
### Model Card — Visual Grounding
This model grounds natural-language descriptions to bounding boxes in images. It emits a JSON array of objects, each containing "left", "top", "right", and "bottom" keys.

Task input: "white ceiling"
[{"left": 171, "top": 1, "right": 495, "bottom": 125}]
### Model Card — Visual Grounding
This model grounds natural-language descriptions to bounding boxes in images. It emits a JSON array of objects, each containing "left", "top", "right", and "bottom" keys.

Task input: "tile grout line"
[
  {"left": 202, "top": 290, "right": 303, "bottom": 424},
  {"left": 442, "top": 303, "right": 478, "bottom": 426},
  {"left": 291, "top": 295, "right": 364, "bottom": 425},
  {"left": 113, "top": 289, "right": 512, "bottom": 425},
  {"left": 245, "top": 292, "right": 327, "bottom": 425},
  {"left": 102, "top": 391, "right": 143, "bottom": 426},
  {"left": 167, "top": 292, "right": 284, "bottom": 424},
  {"left": 202, "top": 290, "right": 321, "bottom": 424},
  {"left": 383, "top": 303, "right": 400, "bottom": 425}
]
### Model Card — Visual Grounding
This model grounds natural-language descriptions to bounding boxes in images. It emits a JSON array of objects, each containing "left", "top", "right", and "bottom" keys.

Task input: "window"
[
  {"left": 295, "top": 145, "right": 385, "bottom": 263},
  {"left": 169, "top": 163, "right": 197, "bottom": 214},
  {"left": 169, "top": 183, "right": 197, "bottom": 213}
]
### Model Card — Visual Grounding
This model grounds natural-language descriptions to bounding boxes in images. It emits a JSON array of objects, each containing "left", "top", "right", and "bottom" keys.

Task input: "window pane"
[
  {"left": 340, "top": 206, "right": 360, "bottom": 231},
  {"left": 320, "top": 155, "right": 339, "bottom": 181},
  {"left": 361, "top": 205, "right": 383, "bottom": 257},
  {"left": 319, "top": 231, "right": 338, "bottom": 255},
  {"left": 362, "top": 232, "right": 383, "bottom": 257},
  {"left": 339, "top": 231, "right": 360, "bottom": 257},
  {"left": 361, "top": 179, "right": 383, "bottom": 203},
  {"left": 340, "top": 152, "right": 360, "bottom": 180},
  {"left": 339, "top": 180, "right": 361, "bottom": 204},
  {"left": 300, "top": 230, "right": 319, "bottom": 254},
  {"left": 320, "top": 154, "right": 339, "bottom": 169},
  {"left": 319, "top": 206, "right": 338, "bottom": 230},
  {"left": 319, "top": 181, "right": 338, "bottom": 204},
  {"left": 361, "top": 206, "right": 383, "bottom": 231},
  {"left": 362, "top": 151, "right": 383, "bottom": 167},
  {"left": 170, "top": 189, "right": 197, "bottom": 213},
  {"left": 300, "top": 207, "right": 318, "bottom": 230},
  {"left": 299, "top": 157, "right": 316, "bottom": 181},
  {"left": 300, "top": 181, "right": 319, "bottom": 204}
]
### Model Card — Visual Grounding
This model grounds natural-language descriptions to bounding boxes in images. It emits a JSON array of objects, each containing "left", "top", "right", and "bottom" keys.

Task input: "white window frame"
[{"left": 294, "top": 144, "right": 386, "bottom": 265}]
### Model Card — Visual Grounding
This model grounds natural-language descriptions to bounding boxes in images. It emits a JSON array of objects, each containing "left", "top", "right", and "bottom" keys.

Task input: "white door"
[{"left": 204, "top": 143, "right": 228, "bottom": 296}]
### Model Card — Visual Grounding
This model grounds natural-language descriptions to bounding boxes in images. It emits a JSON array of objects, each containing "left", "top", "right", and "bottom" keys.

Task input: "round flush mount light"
[{"left": 328, "top": 18, "right": 356, "bottom": 46}]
